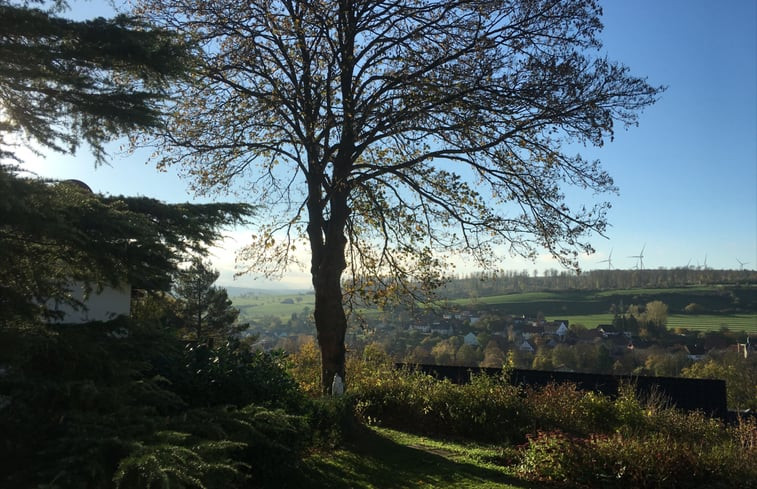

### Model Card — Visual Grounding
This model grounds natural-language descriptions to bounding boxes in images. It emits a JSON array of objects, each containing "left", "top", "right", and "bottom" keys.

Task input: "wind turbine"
[
  {"left": 629, "top": 244, "right": 646, "bottom": 270},
  {"left": 599, "top": 249, "right": 614, "bottom": 270},
  {"left": 736, "top": 258, "right": 750, "bottom": 270}
]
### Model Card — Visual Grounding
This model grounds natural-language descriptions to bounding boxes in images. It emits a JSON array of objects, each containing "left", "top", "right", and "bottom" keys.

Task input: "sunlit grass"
[{"left": 288, "top": 426, "right": 535, "bottom": 489}]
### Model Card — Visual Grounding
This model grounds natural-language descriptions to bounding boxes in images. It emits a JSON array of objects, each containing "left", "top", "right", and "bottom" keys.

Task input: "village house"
[
  {"left": 517, "top": 340, "right": 535, "bottom": 353},
  {"left": 463, "top": 332, "right": 479, "bottom": 346},
  {"left": 430, "top": 322, "right": 454, "bottom": 336}
]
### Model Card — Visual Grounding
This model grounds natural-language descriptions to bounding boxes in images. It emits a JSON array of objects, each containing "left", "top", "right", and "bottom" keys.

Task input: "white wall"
[{"left": 47, "top": 283, "right": 131, "bottom": 323}]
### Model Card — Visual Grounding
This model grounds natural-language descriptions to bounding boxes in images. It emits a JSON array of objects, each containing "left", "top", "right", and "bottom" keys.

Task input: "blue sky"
[
  {"left": 17, "top": 0, "right": 757, "bottom": 287},
  {"left": 586, "top": 0, "right": 756, "bottom": 273}
]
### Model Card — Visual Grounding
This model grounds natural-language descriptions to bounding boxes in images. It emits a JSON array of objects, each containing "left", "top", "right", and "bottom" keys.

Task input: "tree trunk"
[
  {"left": 313, "top": 266, "right": 347, "bottom": 394},
  {"left": 311, "top": 0, "right": 355, "bottom": 394},
  {"left": 310, "top": 180, "right": 350, "bottom": 393}
]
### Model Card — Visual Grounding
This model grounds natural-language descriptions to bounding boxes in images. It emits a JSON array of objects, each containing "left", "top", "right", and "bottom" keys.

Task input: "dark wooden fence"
[{"left": 396, "top": 363, "right": 729, "bottom": 420}]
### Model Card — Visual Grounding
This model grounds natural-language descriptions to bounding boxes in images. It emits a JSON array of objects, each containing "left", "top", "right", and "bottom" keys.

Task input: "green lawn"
[{"left": 285, "top": 426, "right": 537, "bottom": 489}]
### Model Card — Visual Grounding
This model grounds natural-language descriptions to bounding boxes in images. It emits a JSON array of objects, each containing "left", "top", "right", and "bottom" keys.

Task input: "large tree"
[
  {"left": 0, "top": 0, "right": 189, "bottom": 162},
  {"left": 135, "top": 0, "right": 663, "bottom": 392}
]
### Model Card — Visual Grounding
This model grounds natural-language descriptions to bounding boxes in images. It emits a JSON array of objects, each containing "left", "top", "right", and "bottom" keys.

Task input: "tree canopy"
[
  {"left": 0, "top": 0, "right": 189, "bottom": 162},
  {"left": 135, "top": 0, "right": 663, "bottom": 391},
  {"left": 0, "top": 167, "right": 253, "bottom": 323}
]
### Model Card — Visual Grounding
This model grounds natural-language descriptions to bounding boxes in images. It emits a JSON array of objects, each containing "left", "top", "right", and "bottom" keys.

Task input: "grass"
[
  {"left": 285, "top": 426, "right": 537, "bottom": 489},
  {"left": 555, "top": 313, "right": 757, "bottom": 332},
  {"left": 667, "top": 313, "right": 757, "bottom": 332},
  {"left": 454, "top": 291, "right": 589, "bottom": 304},
  {"left": 233, "top": 293, "right": 315, "bottom": 319},
  {"left": 557, "top": 313, "right": 615, "bottom": 328},
  {"left": 593, "top": 286, "right": 719, "bottom": 297}
]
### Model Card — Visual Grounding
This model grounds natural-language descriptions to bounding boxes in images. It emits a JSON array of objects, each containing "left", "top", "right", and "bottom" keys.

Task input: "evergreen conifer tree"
[
  {"left": 0, "top": 0, "right": 189, "bottom": 162},
  {"left": 0, "top": 167, "right": 253, "bottom": 323},
  {"left": 173, "top": 258, "right": 241, "bottom": 343}
]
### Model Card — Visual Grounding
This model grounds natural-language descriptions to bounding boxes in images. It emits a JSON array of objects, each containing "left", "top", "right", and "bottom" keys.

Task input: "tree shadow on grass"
[{"left": 281, "top": 427, "right": 538, "bottom": 489}]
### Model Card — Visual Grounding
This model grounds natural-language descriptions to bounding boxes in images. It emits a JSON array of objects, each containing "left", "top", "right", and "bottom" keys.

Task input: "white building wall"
[{"left": 48, "top": 283, "right": 131, "bottom": 323}]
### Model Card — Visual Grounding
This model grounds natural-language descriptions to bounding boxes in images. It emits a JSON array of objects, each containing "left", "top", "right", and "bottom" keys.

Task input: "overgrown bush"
[
  {"left": 0, "top": 319, "right": 312, "bottom": 488},
  {"left": 347, "top": 354, "right": 755, "bottom": 488},
  {"left": 352, "top": 366, "right": 527, "bottom": 442},
  {"left": 515, "top": 383, "right": 756, "bottom": 488},
  {"left": 306, "top": 394, "right": 361, "bottom": 447},
  {"left": 523, "top": 382, "right": 618, "bottom": 436},
  {"left": 517, "top": 424, "right": 757, "bottom": 489},
  {"left": 170, "top": 340, "right": 306, "bottom": 412},
  {"left": 112, "top": 431, "right": 247, "bottom": 489}
]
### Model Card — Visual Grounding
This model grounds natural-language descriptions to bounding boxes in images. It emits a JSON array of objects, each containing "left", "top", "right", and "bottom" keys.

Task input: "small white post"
[{"left": 331, "top": 373, "right": 344, "bottom": 396}]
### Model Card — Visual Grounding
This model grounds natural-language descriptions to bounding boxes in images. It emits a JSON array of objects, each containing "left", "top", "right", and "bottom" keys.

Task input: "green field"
[
  {"left": 448, "top": 290, "right": 593, "bottom": 305},
  {"left": 232, "top": 285, "right": 757, "bottom": 333},
  {"left": 666, "top": 314, "right": 757, "bottom": 332},
  {"left": 557, "top": 313, "right": 757, "bottom": 333},
  {"left": 233, "top": 292, "right": 315, "bottom": 319},
  {"left": 554, "top": 313, "right": 615, "bottom": 328}
]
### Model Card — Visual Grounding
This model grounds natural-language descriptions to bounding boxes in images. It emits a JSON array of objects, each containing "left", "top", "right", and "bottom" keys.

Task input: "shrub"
[
  {"left": 517, "top": 422, "right": 757, "bottom": 488},
  {"left": 349, "top": 357, "right": 756, "bottom": 488},
  {"left": 0, "top": 320, "right": 313, "bottom": 489},
  {"left": 516, "top": 430, "right": 579, "bottom": 484},
  {"left": 170, "top": 340, "right": 306, "bottom": 412},
  {"left": 352, "top": 367, "right": 527, "bottom": 442},
  {"left": 164, "top": 404, "right": 310, "bottom": 485},
  {"left": 524, "top": 382, "right": 617, "bottom": 436},
  {"left": 113, "top": 432, "right": 246, "bottom": 489},
  {"left": 287, "top": 338, "right": 322, "bottom": 397},
  {"left": 306, "top": 394, "right": 361, "bottom": 447},
  {"left": 514, "top": 380, "right": 757, "bottom": 488}
]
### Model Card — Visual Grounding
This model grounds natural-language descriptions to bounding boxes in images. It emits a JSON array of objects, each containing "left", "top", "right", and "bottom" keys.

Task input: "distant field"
[
  {"left": 557, "top": 313, "right": 757, "bottom": 333},
  {"left": 231, "top": 286, "right": 757, "bottom": 332},
  {"left": 593, "top": 286, "right": 720, "bottom": 297},
  {"left": 233, "top": 292, "right": 315, "bottom": 319},
  {"left": 667, "top": 314, "right": 757, "bottom": 333},
  {"left": 449, "top": 291, "right": 591, "bottom": 305},
  {"left": 555, "top": 314, "right": 615, "bottom": 328},
  {"left": 447, "top": 286, "right": 730, "bottom": 305}
]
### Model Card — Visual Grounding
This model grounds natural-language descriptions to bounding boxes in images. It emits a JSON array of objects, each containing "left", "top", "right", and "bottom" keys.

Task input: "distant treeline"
[{"left": 439, "top": 268, "right": 757, "bottom": 298}]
